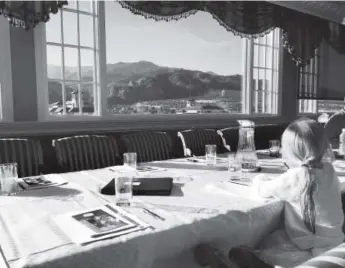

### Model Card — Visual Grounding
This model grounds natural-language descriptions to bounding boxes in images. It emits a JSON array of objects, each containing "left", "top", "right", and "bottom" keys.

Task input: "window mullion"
[
  {"left": 270, "top": 32, "right": 275, "bottom": 114},
  {"left": 92, "top": 0, "right": 99, "bottom": 116},
  {"left": 311, "top": 58, "right": 315, "bottom": 113},
  {"left": 315, "top": 54, "right": 319, "bottom": 113},
  {"left": 76, "top": 2, "right": 82, "bottom": 115},
  {"left": 242, "top": 38, "right": 253, "bottom": 115},
  {"left": 97, "top": 0, "right": 107, "bottom": 117},
  {"left": 60, "top": 10, "right": 67, "bottom": 115},
  {"left": 249, "top": 40, "right": 254, "bottom": 115},
  {"left": 263, "top": 36, "right": 267, "bottom": 114}
]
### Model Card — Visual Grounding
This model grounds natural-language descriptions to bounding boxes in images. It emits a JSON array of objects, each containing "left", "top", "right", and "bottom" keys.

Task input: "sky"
[{"left": 46, "top": 1, "right": 244, "bottom": 76}]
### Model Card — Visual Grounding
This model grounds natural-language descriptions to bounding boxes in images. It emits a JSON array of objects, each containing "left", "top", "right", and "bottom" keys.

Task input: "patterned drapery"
[
  {"left": 118, "top": 1, "right": 345, "bottom": 68},
  {"left": 0, "top": 1, "right": 67, "bottom": 30},
  {"left": 119, "top": 1, "right": 345, "bottom": 100}
]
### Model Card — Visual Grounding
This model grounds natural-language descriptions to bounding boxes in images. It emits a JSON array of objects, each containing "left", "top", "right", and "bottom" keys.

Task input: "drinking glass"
[
  {"left": 205, "top": 144, "right": 217, "bottom": 166},
  {"left": 123, "top": 152, "right": 137, "bottom": 170},
  {"left": 228, "top": 154, "right": 241, "bottom": 180},
  {"left": 269, "top": 140, "right": 281, "bottom": 157},
  {"left": 323, "top": 144, "right": 334, "bottom": 163},
  {"left": 0, "top": 163, "right": 18, "bottom": 196},
  {"left": 115, "top": 170, "right": 134, "bottom": 206}
]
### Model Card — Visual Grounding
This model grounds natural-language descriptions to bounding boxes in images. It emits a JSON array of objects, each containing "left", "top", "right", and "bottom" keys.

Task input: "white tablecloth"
[{"left": 0, "top": 157, "right": 287, "bottom": 268}]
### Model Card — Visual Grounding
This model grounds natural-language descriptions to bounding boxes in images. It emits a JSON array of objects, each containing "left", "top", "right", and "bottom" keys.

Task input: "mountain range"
[{"left": 48, "top": 61, "right": 242, "bottom": 106}]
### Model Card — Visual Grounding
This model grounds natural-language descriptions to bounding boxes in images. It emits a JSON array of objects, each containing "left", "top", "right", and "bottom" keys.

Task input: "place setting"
[
  {"left": 53, "top": 202, "right": 153, "bottom": 245},
  {"left": 202, "top": 126, "right": 287, "bottom": 202},
  {"left": 0, "top": 163, "right": 68, "bottom": 199}
]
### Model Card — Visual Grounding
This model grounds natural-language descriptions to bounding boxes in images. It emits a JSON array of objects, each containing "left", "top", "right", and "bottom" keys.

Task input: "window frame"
[
  {"left": 36, "top": 1, "right": 283, "bottom": 123},
  {"left": 0, "top": 16, "right": 13, "bottom": 122},
  {"left": 35, "top": 1, "right": 101, "bottom": 121},
  {"left": 251, "top": 30, "right": 282, "bottom": 115},
  {"left": 298, "top": 49, "right": 319, "bottom": 115}
]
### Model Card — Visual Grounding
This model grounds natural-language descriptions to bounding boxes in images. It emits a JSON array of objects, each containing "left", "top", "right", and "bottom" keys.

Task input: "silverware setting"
[{"left": 141, "top": 207, "right": 165, "bottom": 221}]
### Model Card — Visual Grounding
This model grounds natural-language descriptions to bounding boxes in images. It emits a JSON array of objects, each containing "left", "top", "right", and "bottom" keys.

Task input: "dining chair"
[
  {"left": 324, "top": 110, "right": 345, "bottom": 140},
  {"left": 217, "top": 127, "right": 238, "bottom": 152},
  {"left": 53, "top": 135, "right": 119, "bottom": 172},
  {"left": 121, "top": 131, "right": 174, "bottom": 163},
  {"left": 177, "top": 128, "right": 229, "bottom": 157},
  {"left": 0, "top": 138, "right": 44, "bottom": 178}
]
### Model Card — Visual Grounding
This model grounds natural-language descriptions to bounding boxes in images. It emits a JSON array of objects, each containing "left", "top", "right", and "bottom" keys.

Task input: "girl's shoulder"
[
  {"left": 287, "top": 163, "right": 337, "bottom": 181},
  {"left": 288, "top": 162, "right": 335, "bottom": 173}
]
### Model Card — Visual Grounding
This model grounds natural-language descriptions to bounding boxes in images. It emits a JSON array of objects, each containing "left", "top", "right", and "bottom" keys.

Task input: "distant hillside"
[{"left": 48, "top": 61, "right": 242, "bottom": 106}]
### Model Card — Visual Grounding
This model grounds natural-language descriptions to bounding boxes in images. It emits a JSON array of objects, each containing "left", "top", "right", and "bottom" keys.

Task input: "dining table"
[{"left": 1, "top": 151, "right": 345, "bottom": 268}]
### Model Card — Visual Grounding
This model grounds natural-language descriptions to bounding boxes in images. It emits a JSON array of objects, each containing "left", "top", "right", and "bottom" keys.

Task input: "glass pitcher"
[{"left": 235, "top": 120, "right": 258, "bottom": 172}]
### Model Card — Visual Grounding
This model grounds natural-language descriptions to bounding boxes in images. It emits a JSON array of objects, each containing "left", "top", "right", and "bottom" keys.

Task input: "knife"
[{"left": 142, "top": 208, "right": 165, "bottom": 221}]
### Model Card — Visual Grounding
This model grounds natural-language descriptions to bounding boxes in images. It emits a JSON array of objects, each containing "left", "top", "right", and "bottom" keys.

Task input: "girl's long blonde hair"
[{"left": 281, "top": 118, "right": 330, "bottom": 233}]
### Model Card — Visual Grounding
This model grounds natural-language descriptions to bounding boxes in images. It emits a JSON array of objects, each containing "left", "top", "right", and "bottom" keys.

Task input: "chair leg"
[
  {"left": 228, "top": 246, "right": 275, "bottom": 268},
  {"left": 194, "top": 244, "right": 215, "bottom": 267},
  {"left": 194, "top": 244, "right": 238, "bottom": 268}
]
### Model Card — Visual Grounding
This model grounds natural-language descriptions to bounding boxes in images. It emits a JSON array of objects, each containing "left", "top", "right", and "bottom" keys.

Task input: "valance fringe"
[
  {"left": 210, "top": 12, "right": 276, "bottom": 39},
  {"left": 118, "top": 1, "right": 198, "bottom": 21},
  {"left": 0, "top": 1, "right": 67, "bottom": 30},
  {"left": 118, "top": 1, "right": 342, "bottom": 69}
]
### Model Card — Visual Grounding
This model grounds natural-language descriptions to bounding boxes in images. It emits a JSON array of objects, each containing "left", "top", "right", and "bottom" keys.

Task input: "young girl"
[{"left": 195, "top": 118, "right": 344, "bottom": 268}]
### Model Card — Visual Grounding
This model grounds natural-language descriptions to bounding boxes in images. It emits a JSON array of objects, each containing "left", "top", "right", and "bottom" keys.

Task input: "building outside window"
[{"left": 36, "top": 1, "right": 282, "bottom": 120}]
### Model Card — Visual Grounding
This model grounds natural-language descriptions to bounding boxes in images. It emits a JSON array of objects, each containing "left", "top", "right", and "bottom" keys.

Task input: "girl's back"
[
  {"left": 257, "top": 162, "right": 344, "bottom": 267},
  {"left": 284, "top": 162, "right": 344, "bottom": 255}
]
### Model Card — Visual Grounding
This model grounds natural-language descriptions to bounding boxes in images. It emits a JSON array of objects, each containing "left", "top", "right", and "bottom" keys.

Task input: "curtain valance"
[
  {"left": 0, "top": 1, "right": 67, "bottom": 30},
  {"left": 118, "top": 1, "right": 345, "bottom": 69},
  {"left": 119, "top": 1, "right": 345, "bottom": 101}
]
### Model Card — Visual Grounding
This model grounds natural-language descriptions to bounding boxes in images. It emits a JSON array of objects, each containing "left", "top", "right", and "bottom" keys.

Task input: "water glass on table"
[
  {"left": 123, "top": 152, "right": 137, "bottom": 170},
  {"left": 205, "top": 144, "right": 217, "bottom": 166},
  {"left": 0, "top": 163, "right": 18, "bottom": 196},
  {"left": 115, "top": 170, "right": 135, "bottom": 207},
  {"left": 228, "top": 154, "right": 241, "bottom": 180},
  {"left": 269, "top": 140, "right": 281, "bottom": 157}
]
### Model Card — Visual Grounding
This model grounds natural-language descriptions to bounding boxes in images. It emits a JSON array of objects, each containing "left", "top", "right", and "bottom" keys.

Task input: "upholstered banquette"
[
  {"left": 52, "top": 135, "right": 120, "bottom": 172},
  {"left": 121, "top": 131, "right": 175, "bottom": 162},
  {"left": 0, "top": 138, "right": 44, "bottom": 178}
]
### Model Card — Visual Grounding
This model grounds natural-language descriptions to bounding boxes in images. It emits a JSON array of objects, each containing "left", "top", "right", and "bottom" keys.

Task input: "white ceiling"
[{"left": 271, "top": 1, "right": 345, "bottom": 25}]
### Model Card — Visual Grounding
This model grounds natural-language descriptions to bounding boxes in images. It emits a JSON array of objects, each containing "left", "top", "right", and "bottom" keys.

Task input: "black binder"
[{"left": 101, "top": 177, "right": 173, "bottom": 196}]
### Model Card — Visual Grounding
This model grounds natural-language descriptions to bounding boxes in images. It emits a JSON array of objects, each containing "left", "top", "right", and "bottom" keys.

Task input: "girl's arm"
[{"left": 252, "top": 169, "right": 297, "bottom": 200}]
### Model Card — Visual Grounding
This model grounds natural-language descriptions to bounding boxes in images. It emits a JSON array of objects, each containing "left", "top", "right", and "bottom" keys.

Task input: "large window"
[
  {"left": 105, "top": 2, "right": 281, "bottom": 116},
  {"left": 37, "top": 1, "right": 99, "bottom": 117},
  {"left": 36, "top": 1, "right": 282, "bottom": 120}
]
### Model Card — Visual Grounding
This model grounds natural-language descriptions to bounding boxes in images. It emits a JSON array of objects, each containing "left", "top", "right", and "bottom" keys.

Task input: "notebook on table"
[
  {"left": 18, "top": 174, "right": 67, "bottom": 190},
  {"left": 53, "top": 204, "right": 151, "bottom": 244},
  {"left": 101, "top": 177, "right": 173, "bottom": 196}
]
